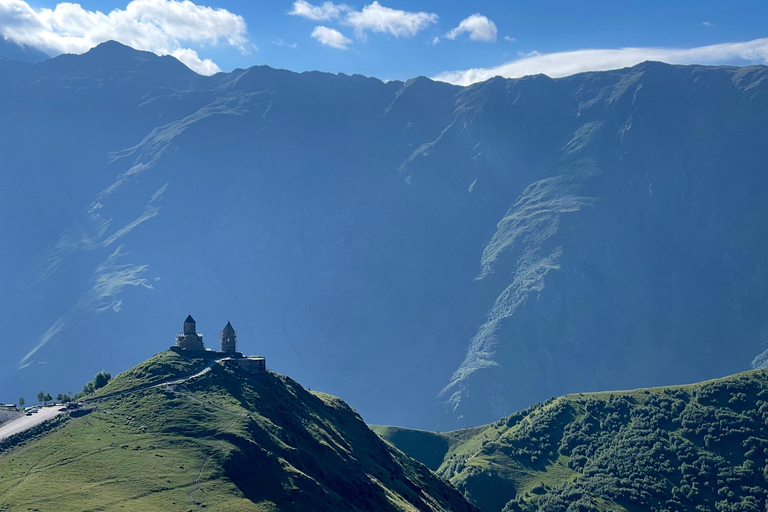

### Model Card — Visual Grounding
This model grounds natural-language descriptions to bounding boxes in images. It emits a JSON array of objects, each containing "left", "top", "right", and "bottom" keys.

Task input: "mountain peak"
[
  {"left": 84, "top": 40, "right": 157, "bottom": 61},
  {"left": 34, "top": 39, "right": 199, "bottom": 85},
  {"left": 78, "top": 40, "right": 163, "bottom": 68}
]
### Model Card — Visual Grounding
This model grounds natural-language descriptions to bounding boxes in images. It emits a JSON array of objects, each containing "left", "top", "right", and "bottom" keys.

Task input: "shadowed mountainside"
[{"left": 2, "top": 42, "right": 768, "bottom": 428}]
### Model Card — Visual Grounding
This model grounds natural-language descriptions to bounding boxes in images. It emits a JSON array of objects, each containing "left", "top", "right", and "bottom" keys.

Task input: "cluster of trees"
[
  {"left": 78, "top": 370, "right": 112, "bottom": 396},
  {"left": 495, "top": 398, "right": 570, "bottom": 467},
  {"left": 497, "top": 373, "right": 768, "bottom": 512},
  {"left": 36, "top": 391, "right": 53, "bottom": 404},
  {"left": 15, "top": 371, "right": 113, "bottom": 409}
]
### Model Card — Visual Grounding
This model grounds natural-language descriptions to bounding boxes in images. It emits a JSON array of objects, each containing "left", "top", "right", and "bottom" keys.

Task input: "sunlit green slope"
[
  {"left": 0, "top": 351, "right": 476, "bottom": 512},
  {"left": 374, "top": 369, "right": 768, "bottom": 512}
]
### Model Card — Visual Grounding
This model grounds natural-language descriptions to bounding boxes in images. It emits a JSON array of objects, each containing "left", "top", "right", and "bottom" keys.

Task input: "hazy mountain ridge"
[{"left": 2, "top": 42, "right": 768, "bottom": 429}]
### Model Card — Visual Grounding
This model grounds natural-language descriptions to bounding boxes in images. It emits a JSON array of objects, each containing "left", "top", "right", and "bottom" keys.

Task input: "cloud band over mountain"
[
  {"left": 435, "top": 37, "right": 768, "bottom": 85},
  {"left": 0, "top": 0, "right": 249, "bottom": 74}
]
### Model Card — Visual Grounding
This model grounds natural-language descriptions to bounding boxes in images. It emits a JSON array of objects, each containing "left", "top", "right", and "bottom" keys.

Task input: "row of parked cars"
[{"left": 22, "top": 402, "right": 81, "bottom": 416}]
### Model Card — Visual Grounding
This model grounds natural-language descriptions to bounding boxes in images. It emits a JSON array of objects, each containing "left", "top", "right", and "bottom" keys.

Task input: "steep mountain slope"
[
  {"left": 374, "top": 368, "right": 768, "bottom": 512},
  {"left": 3, "top": 41, "right": 768, "bottom": 429},
  {"left": 0, "top": 351, "right": 476, "bottom": 512}
]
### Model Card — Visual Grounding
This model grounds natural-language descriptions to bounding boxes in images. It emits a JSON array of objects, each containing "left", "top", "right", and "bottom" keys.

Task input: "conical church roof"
[
  {"left": 185, "top": 314, "right": 195, "bottom": 324},
  {"left": 222, "top": 321, "right": 235, "bottom": 334}
]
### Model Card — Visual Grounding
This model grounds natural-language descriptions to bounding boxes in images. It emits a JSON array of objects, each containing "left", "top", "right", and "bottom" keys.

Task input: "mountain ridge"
[{"left": 3, "top": 42, "right": 768, "bottom": 429}]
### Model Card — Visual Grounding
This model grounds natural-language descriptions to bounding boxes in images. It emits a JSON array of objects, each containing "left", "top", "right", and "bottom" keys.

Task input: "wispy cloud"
[
  {"left": 504, "top": 35, "right": 516, "bottom": 43},
  {"left": 311, "top": 25, "right": 352, "bottom": 49},
  {"left": 0, "top": 0, "right": 249, "bottom": 74},
  {"left": 272, "top": 38, "right": 298, "bottom": 48},
  {"left": 435, "top": 37, "right": 768, "bottom": 86},
  {"left": 444, "top": 13, "right": 497, "bottom": 42},
  {"left": 289, "top": 0, "right": 349, "bottom": 21}
]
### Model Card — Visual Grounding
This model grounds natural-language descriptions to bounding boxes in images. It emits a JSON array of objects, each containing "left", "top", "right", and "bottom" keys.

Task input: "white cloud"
[
  {"left": 0, "top": 0, "right": 249, "bottom": 75},
  {"left": 504, "top": 35, "right": 516, "bottom": 43},
  {"left": 434, "top": 37, "right": 768, "bottom": 86},
  {"left": 170, "top": 48, "right": 221, "bottom": 74},
  {"left": 289, "top": 0, "right": 349, "bottom": 21},
  {"left": 444, "top": 13, "right": 497, "bottom": 42},
  {"left": 311, "top": 25, "right": 351, "bottom": 49},
  {"left": 702, "top": 21, "right": 713, "bottom": 27},
  {"left": 290, "top": 1, "right": 437, "bottom": 41},
  {"left": 344, "top": 1, "right": 437, "bottom": 38}
]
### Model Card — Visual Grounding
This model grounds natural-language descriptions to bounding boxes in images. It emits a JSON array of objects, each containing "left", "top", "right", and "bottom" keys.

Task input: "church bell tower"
[{"left": 221, "top": 321, "right": 237, "bottom": 354}]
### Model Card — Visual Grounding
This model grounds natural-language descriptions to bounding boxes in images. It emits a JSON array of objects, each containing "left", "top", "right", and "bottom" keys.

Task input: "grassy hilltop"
[
  {"left": 374, "top": 369, "right": 768, "bottom": 512},
  {"left": 0, "top": 351, "right": 475, "bottom": 512}
]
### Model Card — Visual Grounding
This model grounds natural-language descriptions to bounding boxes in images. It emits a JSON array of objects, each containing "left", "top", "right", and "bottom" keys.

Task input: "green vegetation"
[
  {"left": 375, "top": 369, "right": 768, "bottom": 512},
  {"left": 36, "top": 391, "right": 52, "bottom": 405},
  {"left": 55, "top": 392, "right": 73, "bottom": 403},
  {"left": 0, "top": 352, "right": 475, "bottom": 512},
  {"left": 77, "top": 370, "right": 112, "bottom": 397},
  {"left": 92, "top": 351, "right": 208, "bottom": 397}
]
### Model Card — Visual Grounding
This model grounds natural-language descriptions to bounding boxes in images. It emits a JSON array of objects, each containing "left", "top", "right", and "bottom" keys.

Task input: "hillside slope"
[
  {"left": 374, "top": 369, "right": 768, "bottom": 512},
  {"left": 0, "top": 351, "right": 476, "bottom": 512}
]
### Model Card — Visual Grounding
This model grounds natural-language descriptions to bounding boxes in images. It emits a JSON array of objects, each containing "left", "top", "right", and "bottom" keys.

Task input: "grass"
[
  {"left": 91, "top": 351, "right": 210, "bottom": 398},
  {"left": 0, "top": 388, "right": 258, "bottom": 511},
  {"left": 0, "top": 351, "right": 476, "bottom": 512}
]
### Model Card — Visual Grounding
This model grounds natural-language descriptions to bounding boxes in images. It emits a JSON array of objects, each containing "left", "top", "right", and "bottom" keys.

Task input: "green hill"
[
  {"left": 0, "top": 351, "right": 476, "bottom": 512},
  {"left": 373, "top": 369, "right": 768, "bottom": 512}
]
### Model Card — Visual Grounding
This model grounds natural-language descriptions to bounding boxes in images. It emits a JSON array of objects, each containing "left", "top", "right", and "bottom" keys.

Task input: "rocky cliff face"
[{"left": 2, "top": 42, "right": 768, "bottom": 428}]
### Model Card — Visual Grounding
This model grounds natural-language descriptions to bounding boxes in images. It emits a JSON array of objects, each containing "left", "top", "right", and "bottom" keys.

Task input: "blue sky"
[{"left": 2, "top": 0, "right": 767, "bottom": 83}]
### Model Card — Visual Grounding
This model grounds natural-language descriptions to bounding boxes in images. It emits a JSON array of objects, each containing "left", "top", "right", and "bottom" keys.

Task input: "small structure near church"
[{"left": 170, "top": 315, "right": 266, "bottom": 374}]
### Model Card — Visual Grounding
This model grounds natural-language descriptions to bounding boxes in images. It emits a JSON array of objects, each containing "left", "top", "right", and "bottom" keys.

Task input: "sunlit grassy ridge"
[
  {"left": 0, "top": 353, "right": 476, "bottom": 512},
  {"left": 374, "top": 369, "right": 768, "bottom": 512},
  {"left": 92, "top": 351, "right": 210, "bottom": 397}
]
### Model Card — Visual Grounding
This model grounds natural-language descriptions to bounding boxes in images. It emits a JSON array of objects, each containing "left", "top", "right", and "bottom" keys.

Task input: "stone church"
[
  {"left": 175, "top": 315, "right": 205, "bottom": 351},
  {"left": 171, "top": 315, "right": 266, "bottom": 374}
]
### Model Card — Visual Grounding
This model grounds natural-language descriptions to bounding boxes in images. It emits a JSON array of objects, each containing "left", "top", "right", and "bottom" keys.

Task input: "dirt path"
[{"left": 84, "top": 359, "right": 221, "bottom": 404}]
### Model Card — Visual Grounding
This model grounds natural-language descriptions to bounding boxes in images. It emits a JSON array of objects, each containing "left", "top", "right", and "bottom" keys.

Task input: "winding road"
[{"left": 0, "top": 407, "right": 64, "bottom": 442}]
